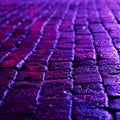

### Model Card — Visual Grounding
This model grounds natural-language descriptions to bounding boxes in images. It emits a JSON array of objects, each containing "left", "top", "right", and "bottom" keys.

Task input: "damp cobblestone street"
[{"left": 0, "top": 0, "right": 120, "bottom": 119}]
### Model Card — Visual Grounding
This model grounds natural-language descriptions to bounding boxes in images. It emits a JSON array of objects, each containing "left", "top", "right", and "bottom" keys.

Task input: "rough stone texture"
[
  {"left": 1, "top": 0, "right": 120, "bottom": 119},
  {"left": 115, "top": 112, "right": 120, "bottom": 120},
  {"left": 109, "top": 99, "right": 120, "bottom": 110}
]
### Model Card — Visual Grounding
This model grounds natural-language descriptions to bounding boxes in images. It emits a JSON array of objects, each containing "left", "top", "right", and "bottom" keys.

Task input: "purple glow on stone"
[{"left": 0, "top": 0, "right": 119, "bottom": 119}]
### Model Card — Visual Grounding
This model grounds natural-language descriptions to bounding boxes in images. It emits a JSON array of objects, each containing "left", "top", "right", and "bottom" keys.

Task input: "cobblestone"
[{"left": 1, "top": 0, "right": 120, "bottom": 119}]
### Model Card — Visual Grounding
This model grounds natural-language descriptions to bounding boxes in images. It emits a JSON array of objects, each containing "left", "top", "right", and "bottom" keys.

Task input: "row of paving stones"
[
  {"left": 0, "top": 0, "right": 76, "bottom": 120},
  {"left": 0, "top": 0, "right": 120, "bottom": 119}
]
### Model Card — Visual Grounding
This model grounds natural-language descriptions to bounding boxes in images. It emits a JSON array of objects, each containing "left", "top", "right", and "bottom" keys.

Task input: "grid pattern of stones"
[{"left": 0, "top": 0, "right": 120, "bottom": 119}]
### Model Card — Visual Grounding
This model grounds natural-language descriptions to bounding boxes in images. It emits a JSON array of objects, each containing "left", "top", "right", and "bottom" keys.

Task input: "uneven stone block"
[
  {"left": 74, "top": 73, "right": 102, "bottom": 83},
  {"left": 16, "top": 71, "right": 44, "bottom": 81},
  {"left": 106, "top": 85, "right": 120, "bottom": 97},
  {"left": 109, "top": 99, "right": 120, "bottom": 110},
  {"left": 45, "top": 70, "right": 71, "bottom": 80},
  {"left": 36, "top": 99, "right": 71, "bottom": 120},
  {"left": 48, "top": 61, "right": 71, "bottom": 70},
  {"left": 73, "top": 108, "right": 112, "bottom": 120},
  {"left": 0, "top": 100, "right": 34, "bottom": 114},
  {"left": 73, "top": 66, "right": 99, "bottom": 75},
  {"left": 41, "top": 79, "right": 73, "bottom": 91},
  {"left": 5, "top": 87, "right": 38, "bottom": 105},
  {"left": 40, "top": 90, "right": 72, "bottom": 101},
  {"left": 73, "top": 83, "right": 104, "bottom": 94},
  {"left": 73, "top": 93, "right": 108, "bottom": 108}
]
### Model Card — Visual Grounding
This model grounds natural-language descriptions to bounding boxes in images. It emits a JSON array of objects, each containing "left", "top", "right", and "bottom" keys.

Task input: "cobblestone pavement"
[{"left": 1, "top": 0, "right": 120, "bottom": 119}]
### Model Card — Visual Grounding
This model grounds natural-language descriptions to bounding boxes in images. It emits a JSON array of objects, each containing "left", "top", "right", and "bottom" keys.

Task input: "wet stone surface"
[{"left": 0, "top": 0, "right": 120, "bottom": 119}]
